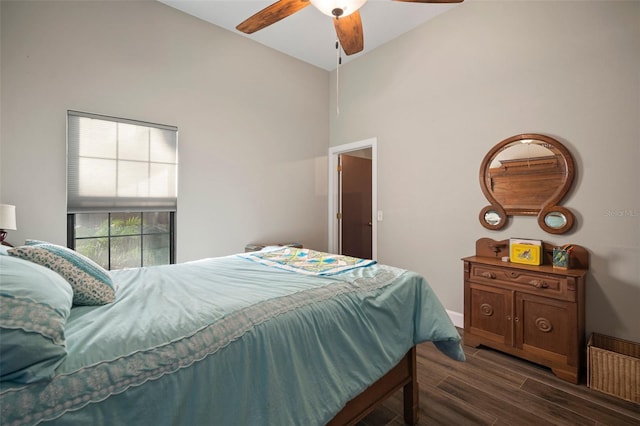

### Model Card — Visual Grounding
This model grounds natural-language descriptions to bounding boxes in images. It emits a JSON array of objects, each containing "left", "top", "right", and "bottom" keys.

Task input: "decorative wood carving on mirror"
[{"left": 479, "top": 134, "right": 576, "bottom": 234}]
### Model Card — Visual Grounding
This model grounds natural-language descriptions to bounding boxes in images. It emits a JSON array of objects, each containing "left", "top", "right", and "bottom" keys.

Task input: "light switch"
[{"left": 377, "top": 210, "right": 383, "bottom": 221}]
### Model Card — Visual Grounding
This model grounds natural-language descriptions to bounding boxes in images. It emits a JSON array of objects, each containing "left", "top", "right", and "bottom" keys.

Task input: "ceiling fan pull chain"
[{"left": 336, "top": 40, "right": 341, "bottom": 115}]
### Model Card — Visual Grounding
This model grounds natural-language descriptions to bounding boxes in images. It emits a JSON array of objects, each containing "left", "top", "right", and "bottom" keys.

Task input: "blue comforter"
[{"left": 1, "top": 251, "right": 464, "bottom": 426}]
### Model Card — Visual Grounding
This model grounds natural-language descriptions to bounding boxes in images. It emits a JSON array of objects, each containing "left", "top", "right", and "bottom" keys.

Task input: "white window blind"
[{"left": 67, "top": 111, "right": 178, "bottom": 213}]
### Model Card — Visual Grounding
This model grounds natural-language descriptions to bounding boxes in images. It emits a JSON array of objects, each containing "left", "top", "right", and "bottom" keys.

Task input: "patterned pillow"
[
  {"left": 8, "top": 243, "right": 116, "bottom": 306},
  {"left": 0, "top": 255, "right": 73, "bottom": 383}
]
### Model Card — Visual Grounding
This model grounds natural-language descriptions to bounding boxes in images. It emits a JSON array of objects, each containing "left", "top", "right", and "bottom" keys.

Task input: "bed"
[{"left": 0, "top": 243, "right": 464, "bottom": 426}]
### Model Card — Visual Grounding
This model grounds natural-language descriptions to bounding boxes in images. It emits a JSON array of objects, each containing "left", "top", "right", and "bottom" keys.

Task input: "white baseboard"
[{"left": 447, "top": 310, "right": 463, "bottom": 329}]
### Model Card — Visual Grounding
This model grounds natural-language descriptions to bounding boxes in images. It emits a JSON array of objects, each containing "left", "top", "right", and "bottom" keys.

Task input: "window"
[{"left": 67, "top": 111, "right": 178, "bottom": 269}]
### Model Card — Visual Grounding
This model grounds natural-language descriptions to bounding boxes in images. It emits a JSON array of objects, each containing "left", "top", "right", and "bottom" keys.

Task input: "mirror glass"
[
  {"left": 484, "top": 210, "right": 501, "bottom": 226},
  {"left": 544, "top": 211, "right": 567, "bottom": 229},
  {"left": 485, "top": 139, "right": 567, "bottom": 215},
  {"left": 479, "top": 134, "right": 576, "bottom": 234}
]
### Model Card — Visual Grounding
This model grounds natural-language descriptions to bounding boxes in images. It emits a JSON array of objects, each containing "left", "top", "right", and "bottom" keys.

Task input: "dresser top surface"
[{"left": 468, "top": 237, "right": 589, "bottom": 270}]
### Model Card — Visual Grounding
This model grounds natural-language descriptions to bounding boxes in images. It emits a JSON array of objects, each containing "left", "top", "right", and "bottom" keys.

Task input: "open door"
[
  {"left": 328, "top": 138, "right": 377, "bottom": 259},
  {"left": 339, "top": 154, "right": 372, "bottom": 259}
]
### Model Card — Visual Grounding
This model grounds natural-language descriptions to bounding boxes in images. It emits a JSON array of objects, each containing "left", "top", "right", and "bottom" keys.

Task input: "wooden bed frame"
[{"left": 327, "top": 347, "right": 418, "bottom": 425}]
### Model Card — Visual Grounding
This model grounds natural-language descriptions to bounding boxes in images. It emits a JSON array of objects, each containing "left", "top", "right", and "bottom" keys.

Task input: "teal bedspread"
[{"left": 0, "top": 251, "right": 464, "bottom": 426}]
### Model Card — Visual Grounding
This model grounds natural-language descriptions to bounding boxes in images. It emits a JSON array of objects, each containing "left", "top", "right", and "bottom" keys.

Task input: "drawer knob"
[
  {"left": 531, "top": 280, "right": 549, "bottom": 289},
  {"left": 481, "top": 271, "right": 496, "bottom": 279}
]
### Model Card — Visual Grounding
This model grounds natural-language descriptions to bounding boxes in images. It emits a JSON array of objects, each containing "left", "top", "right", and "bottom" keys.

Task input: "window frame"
[{"left": 66, "top": 110, "right": 178, "bottom": 269}]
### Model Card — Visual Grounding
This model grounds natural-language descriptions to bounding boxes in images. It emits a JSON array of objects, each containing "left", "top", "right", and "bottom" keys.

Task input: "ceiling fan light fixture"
[{"left": 310, "top": 0, "right": 367, "bottom": 18}]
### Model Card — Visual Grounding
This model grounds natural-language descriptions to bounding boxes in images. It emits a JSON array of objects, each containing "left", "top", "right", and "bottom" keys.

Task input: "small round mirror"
[
  {"left": 544, "top": 211, "right": 567, "bottom": 229},
  {"left": 538, "top": 206, "right": 575, "bottom": 234},
  {"left": 479, "top": 205, "right": 506, "bottom": 230},
  {"left": 484, "top": 210, "right": 502, "bottom": 226}
]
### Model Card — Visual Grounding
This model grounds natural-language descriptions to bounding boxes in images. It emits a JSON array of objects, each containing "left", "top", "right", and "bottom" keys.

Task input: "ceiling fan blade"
[
  {"left": 334, "top": 11, "right": 364, "bottom": 56},
  {"left": 393, "top": 0, "right": 463, "bottom": 3},
  {"left": 236, "top": 0, "right": 311, "bottom": 34}
]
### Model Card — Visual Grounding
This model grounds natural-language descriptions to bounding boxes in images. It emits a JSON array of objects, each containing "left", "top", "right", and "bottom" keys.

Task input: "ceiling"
[{"left": 158, "top": 0, "right": 461, "bottom": 71}]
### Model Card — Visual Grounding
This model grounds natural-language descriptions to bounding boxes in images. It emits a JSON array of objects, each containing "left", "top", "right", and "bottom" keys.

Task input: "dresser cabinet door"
[
  {"left": 466, "top": 283, "right": 513, "bottom": 347},
  {"left": 515, "top": 292, "right": 576, "bottom": 366}
]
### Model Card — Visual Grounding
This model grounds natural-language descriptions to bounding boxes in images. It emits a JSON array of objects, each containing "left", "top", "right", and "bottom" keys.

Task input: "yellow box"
[{"left": 510, "top": 243, "right": 542, "bottom": 265}]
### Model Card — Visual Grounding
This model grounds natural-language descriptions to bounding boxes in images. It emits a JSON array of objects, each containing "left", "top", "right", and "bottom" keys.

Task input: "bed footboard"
[{"left": 327, "top": 346, "right": 418, "bottom": 426}]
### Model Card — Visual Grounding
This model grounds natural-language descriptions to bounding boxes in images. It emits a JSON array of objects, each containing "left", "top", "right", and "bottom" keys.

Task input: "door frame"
[{"left": 328, "top": 137, "right": 378, "bottom": 259}]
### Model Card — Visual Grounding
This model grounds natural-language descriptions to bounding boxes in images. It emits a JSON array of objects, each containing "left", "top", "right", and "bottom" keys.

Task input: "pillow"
[
  {"left": 8, "top": 243, "right": 116, "bottom": 306},
  {"left": 0, "top": 255, "right": 74, "bottom": 383},
  {"left": 25, "top": 239, "right": 49, "bottom": 246}
]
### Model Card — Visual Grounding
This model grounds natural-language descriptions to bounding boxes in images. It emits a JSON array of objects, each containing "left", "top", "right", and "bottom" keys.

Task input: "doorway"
[{"left": 328, "top": 138, "right": 377, "bottom": 259}]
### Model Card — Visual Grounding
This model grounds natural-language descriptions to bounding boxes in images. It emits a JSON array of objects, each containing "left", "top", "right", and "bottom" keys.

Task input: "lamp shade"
[
  {"left": 310, "top": 0, "right": 367, "bottom": 17},
  {"left": 0, "top": 204, "right": 17, "bottom": 230}
]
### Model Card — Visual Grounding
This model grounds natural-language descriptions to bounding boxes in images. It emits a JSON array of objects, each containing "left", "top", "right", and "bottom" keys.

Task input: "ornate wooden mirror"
[{"left": 479, "top": 133, "right": 576, "bottom": 234}]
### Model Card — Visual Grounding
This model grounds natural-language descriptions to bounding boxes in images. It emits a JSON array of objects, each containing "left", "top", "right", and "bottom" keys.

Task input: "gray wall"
[
  {"left": 330, "top": 1, "right": 640, "bottom": 341},
  {"left": 0, "top": 0, "right": 329, "bottom": 260},
  {"left": 2, "top": 0, "right": 639, "bottom": 342}
]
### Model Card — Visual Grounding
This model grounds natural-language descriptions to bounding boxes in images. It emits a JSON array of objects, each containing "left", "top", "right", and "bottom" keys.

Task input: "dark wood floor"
[{"left": 359, "top": 330, "right": 640, "bottom": 426}]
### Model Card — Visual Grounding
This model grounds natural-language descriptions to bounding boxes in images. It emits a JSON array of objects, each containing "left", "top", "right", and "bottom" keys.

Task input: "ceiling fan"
[{"left": 236, "top": 0, "right": 464, "bottom": 56}]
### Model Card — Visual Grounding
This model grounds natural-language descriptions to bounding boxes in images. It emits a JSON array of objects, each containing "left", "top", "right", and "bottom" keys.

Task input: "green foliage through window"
[{"left": 70, "top": 212, "right": 174, "bottom": 270}]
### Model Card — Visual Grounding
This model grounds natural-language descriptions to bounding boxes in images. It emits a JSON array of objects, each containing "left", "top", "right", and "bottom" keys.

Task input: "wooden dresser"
[{"left": 463, "top": 238, "right": 589, "bottom": 383}]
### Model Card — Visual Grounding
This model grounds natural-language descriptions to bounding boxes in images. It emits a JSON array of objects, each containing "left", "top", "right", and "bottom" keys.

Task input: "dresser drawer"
[{"left": 469, "top": 263, "right": 571, "bottom": 300}]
